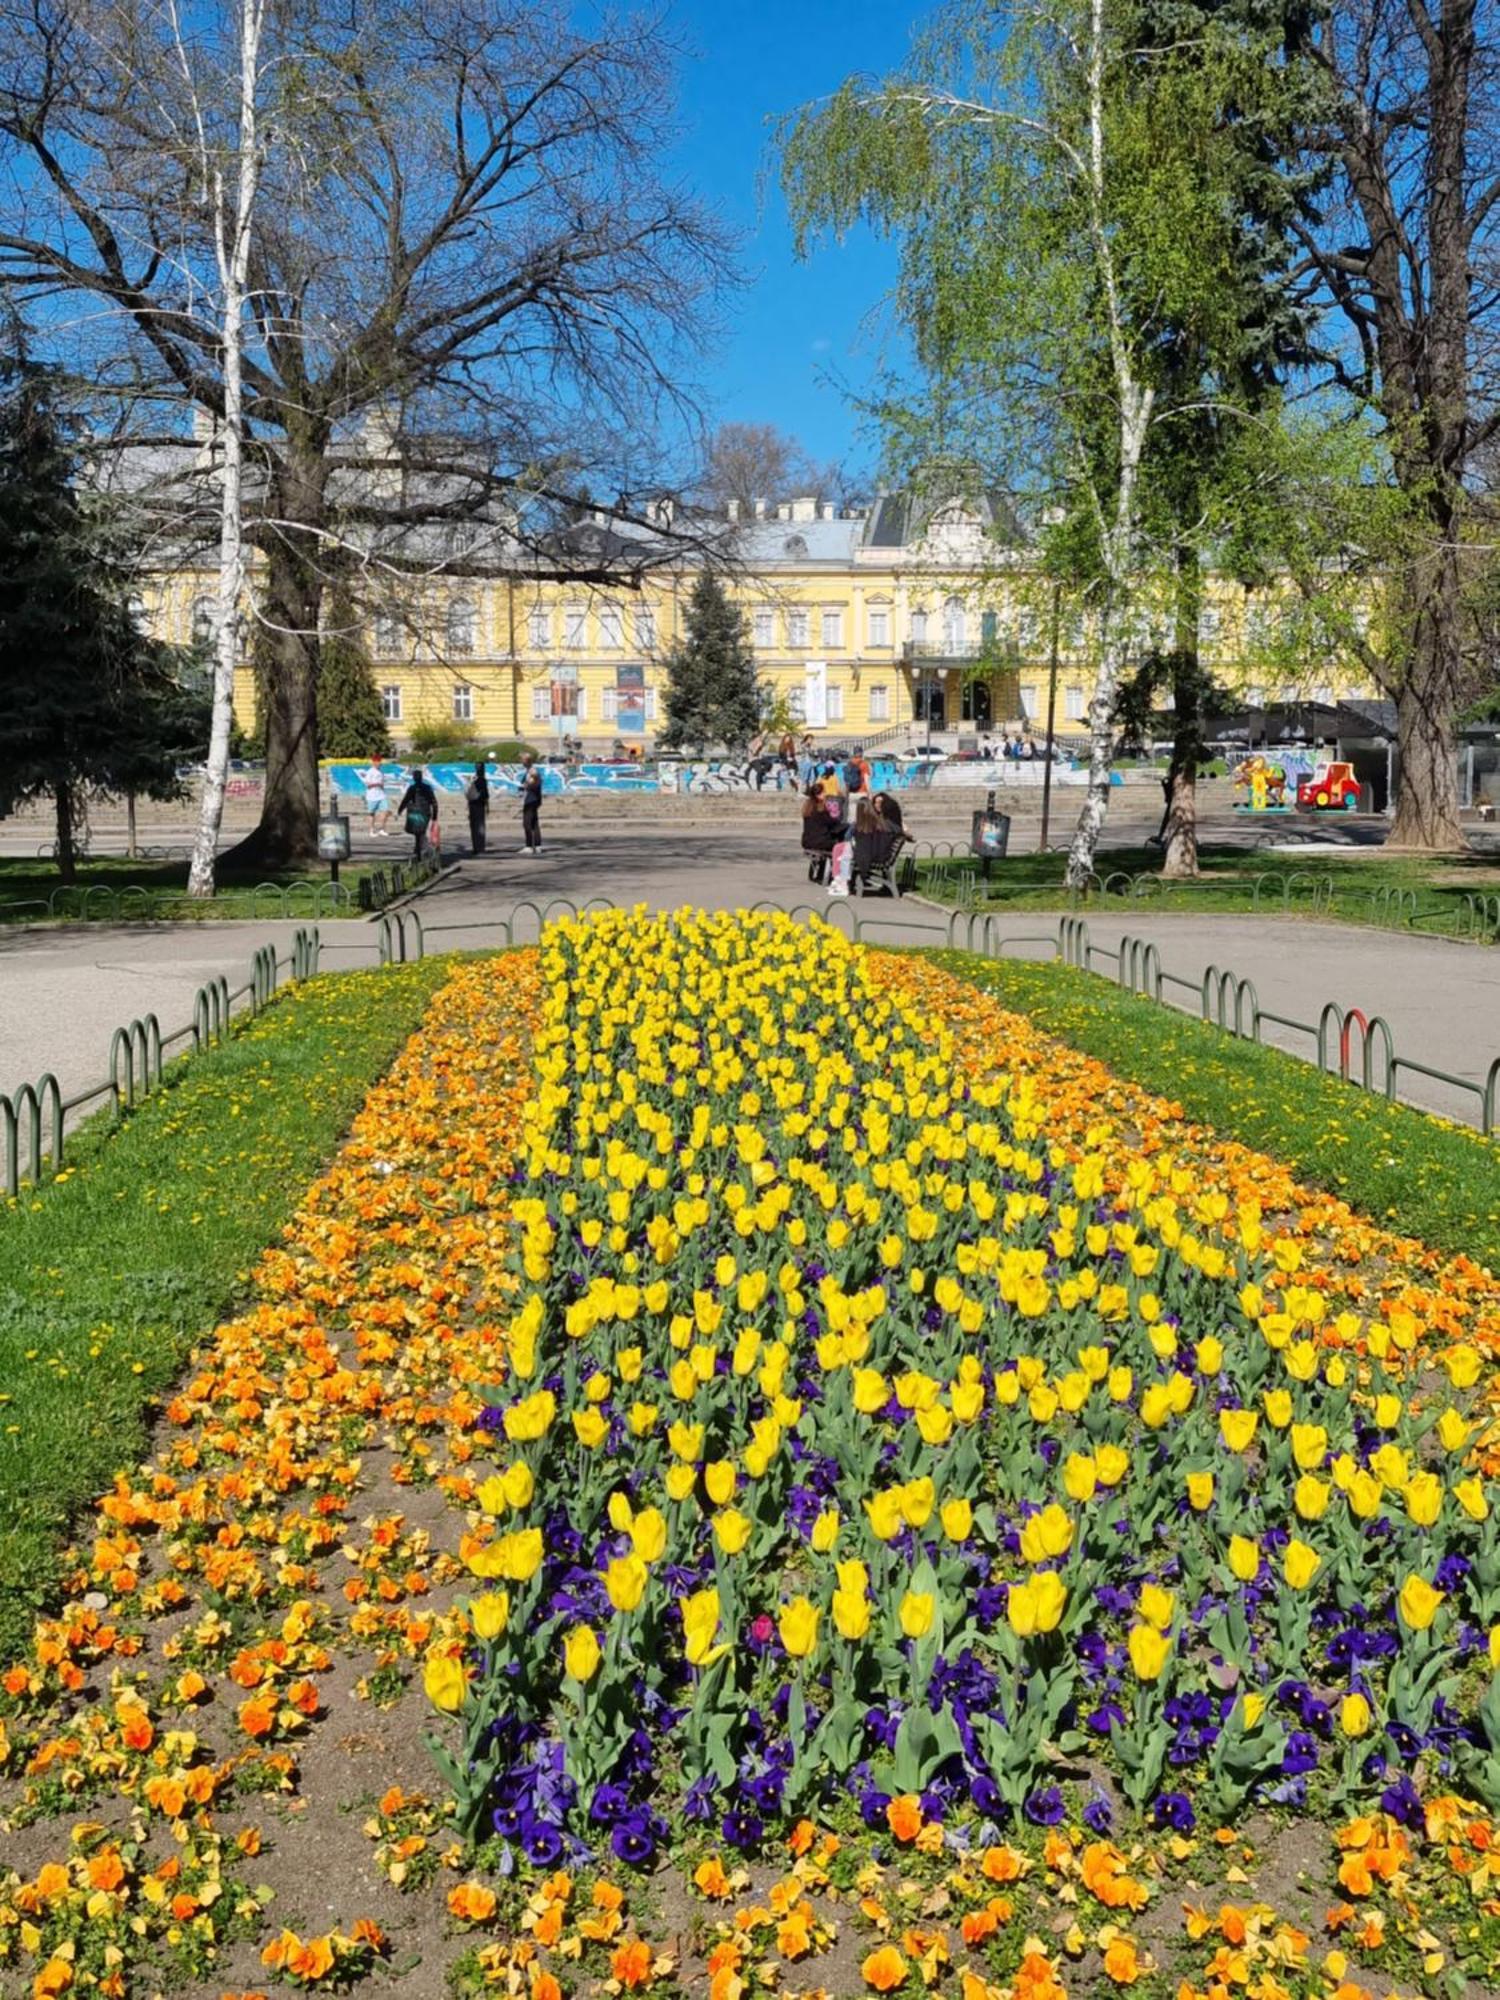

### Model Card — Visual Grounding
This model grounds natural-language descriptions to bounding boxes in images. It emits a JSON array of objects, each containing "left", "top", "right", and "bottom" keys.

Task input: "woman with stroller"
[{"left": 800, "top": 776, "right": 843, "bottom": 885}]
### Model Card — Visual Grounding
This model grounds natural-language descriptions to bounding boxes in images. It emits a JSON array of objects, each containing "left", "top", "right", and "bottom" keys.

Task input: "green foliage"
[
  {"left": 317, "top": 588, "right": 390, "bottom": 757},
  {"left": 0, "top": 958, "right": 449, "bottom": 1659},
  {"left": 659, "top": 571, "right": 763, "bottom": 754},
  {"left": 488, "top": 739, "right": 539, "bottom": 764},
  {"left": 0, "top": 349, "right": 207, "bottom": 873},
  {"left": 408, "top": 720, "right": 479, "bottom": 761},
  {"left": 934, "top": 950, "right": 1500, "bottom": 1269}
]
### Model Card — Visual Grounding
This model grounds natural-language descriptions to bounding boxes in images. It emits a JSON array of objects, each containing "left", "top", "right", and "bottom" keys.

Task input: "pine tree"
[
  {"left": 317, "top": 588, "right": 391, "bottom": 757},
  {"left": 0, "top": 347, "right": 206, "bottom": 880},
  {"left": 659, "top": 572, "right": 763, "bottom": 755}
]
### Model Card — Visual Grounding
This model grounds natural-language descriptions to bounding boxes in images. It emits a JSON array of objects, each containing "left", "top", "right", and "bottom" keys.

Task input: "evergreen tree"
[
  {"left": 0, "top": 347, "right": 205, "bottom": 880},
  {"left": 317, "top": 588, "right": 391, "bottom": 757},
  {"left": 659, "top": 572, "right": 763, "bottom": 754}
]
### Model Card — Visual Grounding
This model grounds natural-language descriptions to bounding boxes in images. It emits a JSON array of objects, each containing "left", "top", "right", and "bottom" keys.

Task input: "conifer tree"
[
  {"left": 317, "top": 589, "right": 391, "bottom": 757},
  {"left": 659, "top": 573, "right": 763, "bottom": 754}
]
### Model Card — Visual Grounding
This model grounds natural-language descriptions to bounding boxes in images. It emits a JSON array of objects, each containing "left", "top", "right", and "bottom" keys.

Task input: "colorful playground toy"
[
  {"left": 1231, "top": 753, "right": 1291, "bottom": 813},
  {"left": 1296, "top": 760, "right": 1362, "bottom": 812}
]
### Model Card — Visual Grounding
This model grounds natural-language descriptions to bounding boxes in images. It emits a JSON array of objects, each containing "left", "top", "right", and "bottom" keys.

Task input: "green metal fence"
[
  {"left": 1, "top": 926, "right": 322, "bottom": 1196},
  {"left": 0, "top": 852, "right": 441, "bottom": 928}
]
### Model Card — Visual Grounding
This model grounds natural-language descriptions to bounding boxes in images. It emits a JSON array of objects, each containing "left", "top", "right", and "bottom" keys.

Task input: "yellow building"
[{"left": 140, "top": 485, "right": 1380, "bottom": 751}]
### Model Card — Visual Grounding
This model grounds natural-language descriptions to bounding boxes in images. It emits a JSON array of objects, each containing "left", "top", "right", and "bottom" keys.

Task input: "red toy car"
[{"left": 1296, "top": 761, "right": 1362, "bottom": 811}]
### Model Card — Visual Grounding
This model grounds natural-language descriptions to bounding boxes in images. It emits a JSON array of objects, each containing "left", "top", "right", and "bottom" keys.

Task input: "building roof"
[
  {"left": 728, "top": 519, "right": 864, "bottom": 567},
  {"left": 862, "top": 488, "right": 1027, "bottom": 550}
]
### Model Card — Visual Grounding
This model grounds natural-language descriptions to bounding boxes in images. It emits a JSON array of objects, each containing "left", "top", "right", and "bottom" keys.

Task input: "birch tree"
[
  {"left": 781, "top": 0, "right": 1303, "bottom": 884},
  {"left": 171, "top": 0, "right": 267, "bottom": 898}
]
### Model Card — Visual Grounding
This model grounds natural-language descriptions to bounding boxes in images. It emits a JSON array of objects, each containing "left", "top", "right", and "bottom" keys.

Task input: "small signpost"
[
  {"left": 970, "top": 789, "right": 1011, "bottom": 884},
  {"left": 318, "top": 801, "right": 351, "bottom": 888}
]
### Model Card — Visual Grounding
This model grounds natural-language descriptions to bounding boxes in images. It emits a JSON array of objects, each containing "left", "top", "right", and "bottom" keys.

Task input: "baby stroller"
[{"left": 850, "top": 824, "right": 909, "bottom": 896}]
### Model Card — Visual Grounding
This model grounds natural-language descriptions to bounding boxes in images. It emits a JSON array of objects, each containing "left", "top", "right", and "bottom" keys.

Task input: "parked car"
[
  {"left": 897, "top": 746, "right": 949, "bottom": 763},
  {"left": 1296, "top": 761, "right": 1362, "bottom": 811}
]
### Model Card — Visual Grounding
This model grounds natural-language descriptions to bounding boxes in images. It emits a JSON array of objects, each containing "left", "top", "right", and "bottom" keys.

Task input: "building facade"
[{"left": 139, "top": 487, "right": 1383, "bottom": 752}]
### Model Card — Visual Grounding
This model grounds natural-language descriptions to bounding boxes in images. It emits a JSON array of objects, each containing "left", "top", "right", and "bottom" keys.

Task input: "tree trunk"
[
  {"left": 54, "top": 774, "right": 76, "bottom": 885},
  {"left": 1067, "top": 632, "right": 1123, "bottom": 887},
  {"left": 126, "top": 788, "right": 138, "bottom": 858},
  {"left": 1161, "top": 553, "right": 1203, "bottom": 879},
  {"left": 1161, "top": 755, "right": 1199, "bottom": 877},
  {"left": 1386, "top": 522, "right": 1466, "bottom": 850},
  {"left": 187, "top": 0, "right": 265, "bottom": 899}
]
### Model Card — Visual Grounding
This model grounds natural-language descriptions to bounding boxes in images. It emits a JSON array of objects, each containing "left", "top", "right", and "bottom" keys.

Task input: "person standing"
[
  {"left": 396, "top": 765, "right": 438, "bottom": 859},
  {"left": 360, "top": 756, "right": 392, "bottom": 836},
  {"left": 466, "top": 758, "right": 490, "bottom": 854},
  {"left": 519, "top": 752, "right": 543, "bottom": 855}
]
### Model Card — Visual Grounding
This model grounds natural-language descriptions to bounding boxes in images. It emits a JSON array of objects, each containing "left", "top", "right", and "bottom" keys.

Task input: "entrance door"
[
  {"left": 804, "top": 660, "right": 828, "bottom": 729},
  {"left": 914, "top": 681, "right": 946, "bottom": 728},
  {"left": 963, "top": 679, "right": 992, "bottom": 726}
]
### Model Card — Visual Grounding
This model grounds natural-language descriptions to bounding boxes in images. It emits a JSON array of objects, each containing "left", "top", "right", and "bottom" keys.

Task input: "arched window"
[
  {"left": 191, "top": 596, "right": 216, "bottom": 645},
  {"left": 446, "top": 596, "right": 477, "bottom": 655},
  {"left": 910, "top": 605, "right": 929, "bottom": 645},
  {"left": 942, "top": 596, "right": 967, "bottom": 650},
  {"left": 374, "top": 610, "right": 404, "bottom": 657}
]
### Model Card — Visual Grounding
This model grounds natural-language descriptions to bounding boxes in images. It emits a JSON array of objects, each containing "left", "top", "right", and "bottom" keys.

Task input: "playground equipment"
[
  {"left": 1296, "top": 760, "right": 1362, "bottom": 812},
  {"left": 1231, "top": 754, "right": 1291, "bottom": 813}
]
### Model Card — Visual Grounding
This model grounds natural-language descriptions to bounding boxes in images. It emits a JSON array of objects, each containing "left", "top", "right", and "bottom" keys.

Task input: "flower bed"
[
  {"left": 430, "top": 914, "right": 1500, "bottom": 1880},
  {"left": 4, "top": 913, "right": 1500, "bottom": 1999}
]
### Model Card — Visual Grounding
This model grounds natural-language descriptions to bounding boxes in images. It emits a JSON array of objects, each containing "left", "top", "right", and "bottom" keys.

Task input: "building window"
[
  {"left": 1314, "top": 684, "right": 1334, "bottom": 706},
  {"left": 821, "top": 608, "right": 842, "bottom": 648},
  {"left": 381, "top": 684, "right": 403, "bottom": 722},
  {"left": 1199, "top": 605, "right": 1221, "bottom": 645},
  {"left": 1280, "top": 681, "right": 1299, "bottom": 703},
  {"left": 1018, "top": 609, "right": 1040, "bottom": 649},
  {"left": 1065, "top": 684, "right": 1085, "bottom": 721},
  {"left": 446, "top": 596, "right": 477, "bottom": 655},
  {"left": 600, "top": 601, "right": 624, "bottom": 649},
  {"left": 910, "top": 606, "right": 929, "bottom": 645},
  {"left": 634, "top": 606, "right": 655, "bottom": 649},
  {"left": 942, "top": 596, "right": 966, "bottom": 650},
  {"left": 644, "top": 687, "right": 658, "bottom": 722},
  {"left": 575, "top": 686, "right": 589, "bottom": 722},
  {"left": 826, "top": 684, "right": 845, "bottom": 721},
  {"left": 1019, "top": 684, "right": 1037, "bottom": 720},
  {"left": 528, "top": 608, "right": 550, "bottom": 651},
  {"left": 869, "top": 606, "right": 890, "bottom": 647},
  {"left": 869, "top": 684, "right": 891, "bottom": 721},
  {"left": 786, "top": 686, "right": 806, "bottom": 722},
  {"left": 375, "top": 611, "right": 403, "bottom": 657},
  {"left": 452, "top": 683, "right": 474, "bottom": 722},
  {"left": 564, "top": 603, "right": 586, "bottom": 648},
  {"left": 531, "top": 683, "right": 551, "bottom": 721},
  {"left": 602, "top": 688, "right": 619, "bottom": 722},
  {"left": 191, "top": 596, "right": 217, "bottom": 645},
  {"left": 753, "top": 606, "right": 775, "bottom": 648},
  {"left": 787, "top": 607, "right": 809, "bottom": 648}
]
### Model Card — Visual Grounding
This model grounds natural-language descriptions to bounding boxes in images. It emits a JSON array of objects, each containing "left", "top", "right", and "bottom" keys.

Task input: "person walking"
[
  {"left": 519, "top": 752, "right": 544, "bottom": 855},
  {"left": 465, "top": 758, "right": 490, "bottom": 854},
  {"left": 396, "top": 765, "right": 438, "bottom": 859},
  {"left": 359, "top": 756, "right": 392, "bottom": 836}
]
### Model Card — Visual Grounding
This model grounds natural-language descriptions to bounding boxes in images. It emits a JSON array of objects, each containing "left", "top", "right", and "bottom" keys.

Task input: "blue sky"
[{"left": 667, "top": 0, "right": 925, "bottom": 477}]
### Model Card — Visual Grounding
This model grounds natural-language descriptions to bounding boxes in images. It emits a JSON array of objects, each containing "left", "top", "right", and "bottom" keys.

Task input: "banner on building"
[
  {"left": 616, "top": 660, "right": 646, "bottom": 733},
  {"left": 550, "top": 663, "right": 579, "bottom": 719}
]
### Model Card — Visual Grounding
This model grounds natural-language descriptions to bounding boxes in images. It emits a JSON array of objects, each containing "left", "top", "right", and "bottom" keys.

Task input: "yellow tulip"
[
  {"left": 1290, "top": 1423, "right": 1327, "bottom": 1471},
  {"left": 865, "top": 1491, "right": 904, "bottom": 1541},
  {"left": 1397, "top": 1572, "right": 1444, "bottom": 1632},
  {"left": 713, "top": 1509, "right": 751, "bottom": 1555},
  {"left": 779, "top": 1596, "right": 821, "bottom": 1658},
  {"left": 1095, "top": 1444, "right": 1129, "bottom": 1487},
  {"left": 1444, "top": 1344, "right": 1481, "bottom": 1389},
  {"left": 811, "top": 1505, "right": 840, "bottom": 1552},
  {"left": 665, "top": 1463, "right": 697, "bottom": 1502},
  {"left": 469, "top": 1592, "right": 510, "bottom": 1642},
  {"left": 1347, "top": 1471, "right": 1382, "bottom": 1520},
  {"left": 899, "top": 1591, "right": 936, "bottom": 1640},
  {"left": 1455, "top": 1477, "right": 1489, "bottom": 1523},
  {"left": 1227, "top": 1535, "right": 1260, "bottom": 1583},
  {"left": 572, "top": 1408, "right": 609, "bottom": 1449},
  {"left": 1294, "top": 1475, "right": 1330, "bottom": 1521},
  {"left": 563, "top": 1625, "right": 601, "bottom": 1683},
  {"left": 900, "top": 1478, "right": 936, "bottom": 1529},
  {"left": 501, "top": 1462, "right": 534, "bottom": 1509},
  {"left": 1138, "top": 1583, "right": 1174, "bottom": 1632},
  {"left": 1063, "top": 1453, "right": 1097, "bottom": 1503},
  {"left": 704, "top": 1461, "right": 737, "bottom": 1507},
  {"left": 1489, "top": 1625, "right": 1500, "bottom": 1669},
  {"left": 1242, "top": 1692, "right": 1266, "bottom": 1728},
  {"left": 475, "top": 1475, "right": 509, "bottom": 1516},
  {"left": 1374, "top": 1393, "right": 1402, "bottom": 1429},
  {"left": 940, "top": 1498, "right": 973, "bottom": 1542},
  {"left": 497, "top": 1528, "right": 543, "bottom": 1582},
  {"left": 1128, "top": 1624, "right": 1171, "bottom": 1680},
  {"left": 423, "top": 1652, "right": 466, "bottom": 1713},
  {"left": 1019, "top": 1504, "right": 1073, "bottom": 1565},
  {"left": 1438, "top": 1408, "right": 1471, "bottom": 1453},
  {"left": 680, "top": 1588, "right": 726, "bottom": 1668},
  {"left": 1405, "top": 1473, "right": 1442, "bottom": 1529},
  {"left": 629, "top": 1507, "right": 668, "bottom": 1563},
  {"left": 852, "top": 1368, "right": 889, "bottom": 1414},
  {"left": 603, "top": 1554, "right": 648, "bottom": 1614},
  {"left": 1220, "top": 1409, "right": 1258, "bottom": 1452},
  {"left": 1341, "top": 1693, "right": 1372, "bottom": 1738},
  {"left": 832, "top": 1588, "right": 871, "bottom": 1642},
  {"left": 1283, "top": 1540, "right": 1321, "bottom": 1591},
  {"left": 951, "top": 1380, "right": 985, "bottom": 1423},
  {"left": 1263, "top": 1389, "right": 1293, "bottom": 1429},
  {"left": 1185, "top": 1471, "right": 1214, "bottom": 1512}
]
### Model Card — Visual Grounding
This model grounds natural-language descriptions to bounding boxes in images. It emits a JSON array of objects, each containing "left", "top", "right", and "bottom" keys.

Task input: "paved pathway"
[{"left": 5, "top": 824, "right": 1499, "bottom": 1132}]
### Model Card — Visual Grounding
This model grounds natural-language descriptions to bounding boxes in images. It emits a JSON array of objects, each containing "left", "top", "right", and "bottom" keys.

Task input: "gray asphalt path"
[{"left": 4, "top": 822, "right": 1499, "bottom": 1132}]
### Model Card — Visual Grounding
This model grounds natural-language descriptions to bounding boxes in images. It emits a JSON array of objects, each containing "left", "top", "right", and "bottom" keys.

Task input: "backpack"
[
  {"left": 465, "top": 774, "right": 483, "bottom": 803},
  {"left": 842, "top": 759, "right": 862, "bottom": 793}
]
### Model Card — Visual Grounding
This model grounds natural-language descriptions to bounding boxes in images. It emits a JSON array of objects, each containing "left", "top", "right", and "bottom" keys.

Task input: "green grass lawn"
[
  {"left": 915, "top": 842, "right": 1500, "bottom": 939},
  {"left": 0, "top": 957, "right": 451, "bottom": 1660},
  {"left": 0, "top": 854, "right": 383, "bottom": 924},
  {"left": 934, "top": 948, "right": 1500, "bottom": 1269}
]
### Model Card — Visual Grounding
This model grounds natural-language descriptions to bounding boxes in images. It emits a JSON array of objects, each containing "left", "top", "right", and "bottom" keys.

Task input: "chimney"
[
  {"left": 753, "top": 498, "right": 767, "bottom": 519},
  {"left": 791, "top": 496, "right": 817, "bottom": 522},
  {"left": 192, "top": 406, "right": 218, "bottom": 443},
  {"left": 819, "top": 502, "right": 836, "bottom": 521},
  {"left": 777, "top": 502, "right": 791, "bottom": 521},
  {"left": 726, "top": 498, "right": 740, "bottom": 522},
  {"left": 650, "top": 495, "right": 675, "bottom": 528}
]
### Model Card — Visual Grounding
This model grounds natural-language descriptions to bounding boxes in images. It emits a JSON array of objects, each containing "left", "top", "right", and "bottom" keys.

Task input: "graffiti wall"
[{"left": 327, "top": 756, "right": 938, "bottom": 799}]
